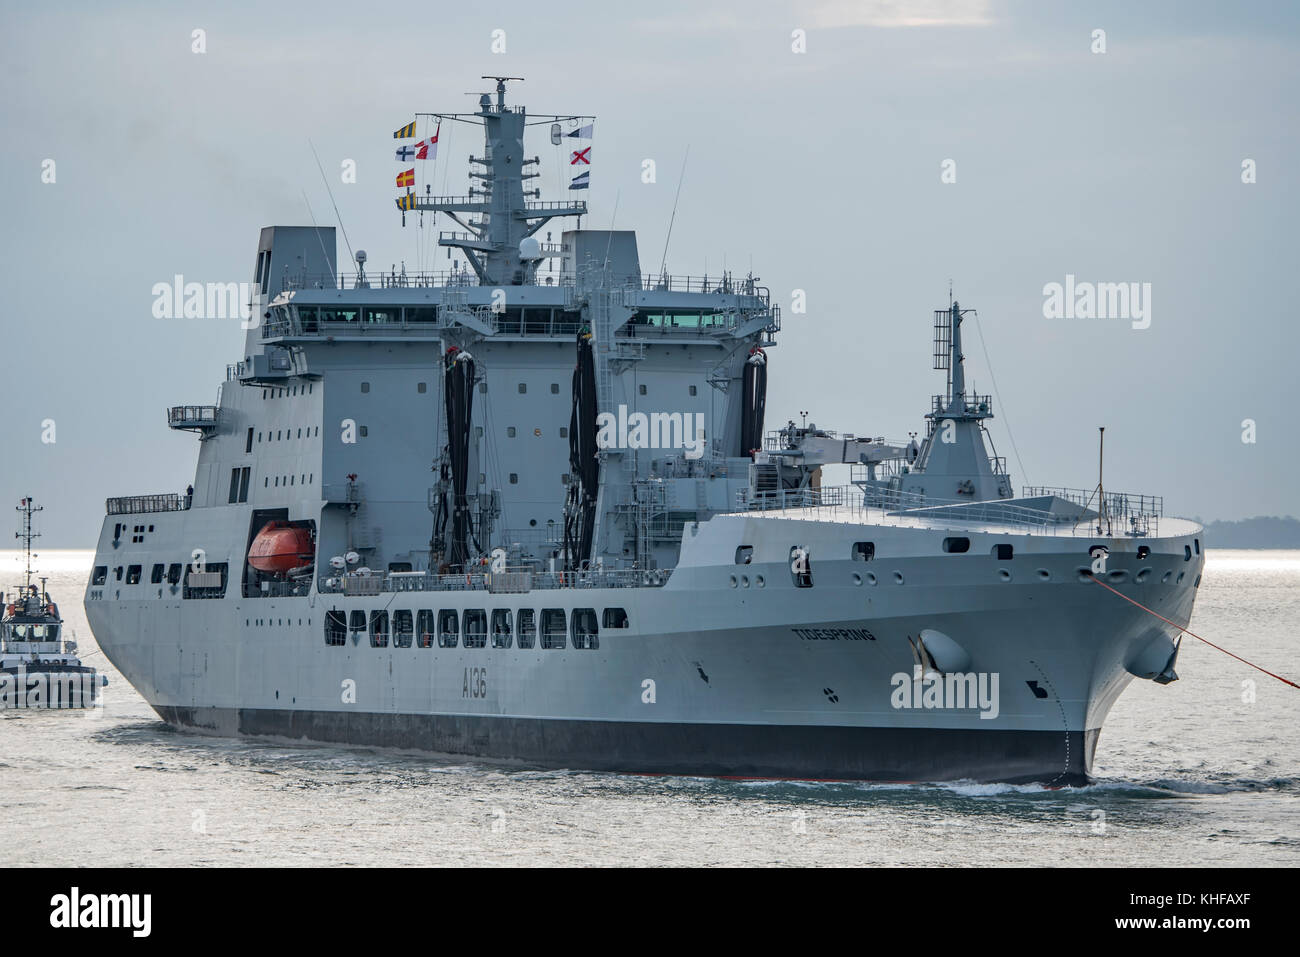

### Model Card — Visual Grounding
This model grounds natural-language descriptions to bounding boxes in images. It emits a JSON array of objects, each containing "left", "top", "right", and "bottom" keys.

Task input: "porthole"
[
  {"left": 852, "top": 573, "right": 862, "bottom": 586},
  {"left": 729, "top": 575, "right": 738, "bottom": 588},
  {"left": 1107, "top": 570, "right": 1128, "bottom": 582},
  {"left": 1135, "top": 568, "right": 1151, "bottom": 583},
  {"left": 865, "top": 572, "right": 878, "bottom": 586},
  {"left": 741, "top": 575, "right": 750, "bottom": 588},
  {"left": 1037, "top": 569, "right": 1051, "bottom": 581},
  {"left": 1161, "top": 571, "right": 1172, "bottom": 583},
  {"left": 755, "top": 575, "right": 765, "bottom": 587},
  {"left": 893, "top": 571, "right": 904, "bottom": 585},
  {"left": 998, "top": 569, "right": 1012, "bottom": 582},
  {"left": 1176, "top": 572, "right": 1185, "bottom": 584}
]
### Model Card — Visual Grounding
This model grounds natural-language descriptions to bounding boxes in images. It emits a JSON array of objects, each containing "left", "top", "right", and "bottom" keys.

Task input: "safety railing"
[
  {"left": 732, "top": 484, "right": 1162, "bottom": 537},
  {"left": 106, "top": 493, "right": 189, "bottom": 515},
  {"left": 316, "top": 566, "right": 670, "bottom": 596}
]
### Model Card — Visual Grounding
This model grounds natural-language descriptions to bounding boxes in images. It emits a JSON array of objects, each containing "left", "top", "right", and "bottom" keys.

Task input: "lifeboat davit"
[{"left": 248, "top": 522, "right": 315, "bottom": 574}]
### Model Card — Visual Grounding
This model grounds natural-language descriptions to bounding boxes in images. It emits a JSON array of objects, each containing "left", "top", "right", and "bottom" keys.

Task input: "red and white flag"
[{"left": 413, "top": 124, "right": 440, "bottom": 160}]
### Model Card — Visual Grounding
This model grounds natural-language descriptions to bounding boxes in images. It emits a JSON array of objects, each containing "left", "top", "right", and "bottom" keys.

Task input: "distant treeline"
[{"left": 1200, "top": 516, "right": 1300, "bottom": 549}]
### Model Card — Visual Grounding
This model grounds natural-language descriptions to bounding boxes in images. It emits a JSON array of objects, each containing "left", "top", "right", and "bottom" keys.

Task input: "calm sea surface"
[{"left": 3, "top": 549, "right": 1296, "bottom": 867}]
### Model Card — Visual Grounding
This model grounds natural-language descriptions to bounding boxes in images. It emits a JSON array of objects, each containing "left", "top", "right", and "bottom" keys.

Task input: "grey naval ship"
[{"left": 86, "top": 78, "right": 1203, "bottom": 784}]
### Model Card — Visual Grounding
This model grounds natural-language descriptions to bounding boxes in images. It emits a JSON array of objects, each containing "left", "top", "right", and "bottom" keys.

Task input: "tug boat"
[{"left": 1, "top": 498, "right": 106, "bottom": 710}]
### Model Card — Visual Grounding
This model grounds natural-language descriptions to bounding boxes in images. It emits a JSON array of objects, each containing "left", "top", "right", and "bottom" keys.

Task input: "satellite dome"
[{"left": 519, "top": 236, "right": 541, "bottom": 260}]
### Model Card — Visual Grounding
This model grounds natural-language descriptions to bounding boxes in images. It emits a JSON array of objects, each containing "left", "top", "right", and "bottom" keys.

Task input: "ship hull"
[
  {"left": 86, "top": 508, "right": 1204, "bottom": 785},
  {"left": 154, "top": 703, "right": 1099, "bottom": 784}
]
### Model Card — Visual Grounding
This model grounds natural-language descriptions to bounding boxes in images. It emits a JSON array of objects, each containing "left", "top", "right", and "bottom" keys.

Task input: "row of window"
[
  {"left": 248, "top": 424, "right": 320, "bottom": 448},
  {"left": 324, "top": 606, "right": 630, "bottom": 649},
  {"left": 225, "top": 467, "right": 316, "bottom": 502},
  {"left": 261, "top": 384, "right": 313, "bottom": 400},
  {"left": 92, "top": 562, "right": 229, "bottom": 598}
]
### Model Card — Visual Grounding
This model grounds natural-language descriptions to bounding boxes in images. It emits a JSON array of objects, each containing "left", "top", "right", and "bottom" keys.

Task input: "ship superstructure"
[{"left": 85, "top": 79, "right": 1203, "bottom": 783}]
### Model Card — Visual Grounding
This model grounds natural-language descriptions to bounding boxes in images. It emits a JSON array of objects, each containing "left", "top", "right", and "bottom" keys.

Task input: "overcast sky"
[{"left": 2, "top": 0, "right": 1297, "bottom": 545}]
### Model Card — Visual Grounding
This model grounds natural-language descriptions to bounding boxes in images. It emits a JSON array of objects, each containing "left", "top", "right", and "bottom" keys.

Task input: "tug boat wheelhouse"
[{"left": 84, "top": 78, "right": 1203, "bottom": 784}]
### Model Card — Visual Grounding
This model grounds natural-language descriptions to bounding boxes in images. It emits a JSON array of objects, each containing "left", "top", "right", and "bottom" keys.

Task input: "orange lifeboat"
[{"left": 248, "top": 522, "right": 315, "bottom": 574}]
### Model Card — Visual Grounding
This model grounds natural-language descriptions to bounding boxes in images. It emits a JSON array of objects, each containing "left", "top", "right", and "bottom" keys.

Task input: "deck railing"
[
  {"left": 316, "top": 566, "right": 670, "bottom": 596},
  {"left": 106, "top": 493, "right": 190, "bottom": 515}
]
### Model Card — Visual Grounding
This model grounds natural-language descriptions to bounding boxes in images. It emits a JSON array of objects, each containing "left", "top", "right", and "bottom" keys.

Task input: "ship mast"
[
  {"left": 15, "top": 496, "right": 41, "bottom": 592},
  {"left": 410, "top": 76, "right": 590, "bottom": 286}
]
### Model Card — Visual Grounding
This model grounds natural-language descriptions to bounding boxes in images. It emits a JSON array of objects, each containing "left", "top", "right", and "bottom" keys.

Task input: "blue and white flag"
[
  {"left": 569, "top": 170, "right": 590, "bottom": 190},
  {"left": 565, "top": 123, "right": 593, "bottom": 139},
  {"left": 395, "top": 145, "right": 417, "bottom": 161}
]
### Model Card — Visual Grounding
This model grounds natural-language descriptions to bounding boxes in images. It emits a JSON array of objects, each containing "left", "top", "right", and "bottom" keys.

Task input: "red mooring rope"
[{"left": 1087, "top": 574, "right": 1299, "bottom": 689}]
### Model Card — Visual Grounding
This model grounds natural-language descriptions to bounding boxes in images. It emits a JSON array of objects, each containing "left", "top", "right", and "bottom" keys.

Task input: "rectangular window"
[
  {"left": 852, "top": 542, "right": 875, "bottom": 562},
  {"left": 369, "top": 610, "right": 389, "bottom": 648},
  {"left": 491, "top": 609, "right": 513, "bottom": 648},
  {"left": 167, "top": 563, "right": 183, "bottom": 585},
  {"left": 183, "top": 562, "right": 228, "bottom": 599},
  {"left": 238, "top": 467, "right": 250, "bottom": 503},
  {"left": 463, "top": 609, "right": 487, "bottom": 649},
  {"left": 790, "top": 546, "right": 813, "bottom": 588},
  {"left": 541, "top": 608, "right": 566, "bottom": 649},
  {"left": 571, "top": 608, "right": 599, "bottom": 650},
  {"left": 735, "top": 545, "right": 753, "bottom": 565},
  {"left": 245, "top": 427, "right": 254, "bottom": 454},
  {"left": 942, "top": 537, "right": 970, "bottom": 554},
  {"left": 393, "top": 610, "right": 414, "bottom": 648},
  {"left": 228, "top": 468, "right": 241, "bottom": 504},
  {"left": 127, "top": 564, "right": 142, "bottom": 585},
  {"left": 150, "top": 563, "right": 165, "bottom": 584},
  {"left": 438, "top": 609, "right": 459, "bottom": 648},
  {"left": 602, "top": 608, "right": 629, "bottom": 629},
  {"left": 416, "top": 610, "right": 435, "bottom": 648},
  {"left": 517, "top": 609, "right": 536, "bottom": 649},
  {"left": 324, "top": 610, "right": 347, "bottom": 646},
  {"left": 92, "top": 566, "right": 108, "bottom": 586},
  {"left": 349, "top": 610, "right": 366, "bottom": 636},
  {"left": 993, "top": 543, "right": 1013, "bottom": 561}
]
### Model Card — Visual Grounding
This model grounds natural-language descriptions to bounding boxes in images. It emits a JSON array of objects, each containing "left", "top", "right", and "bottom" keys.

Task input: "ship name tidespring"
[{"left": 792, "top": 627, "right": 877, "bottom": 641}]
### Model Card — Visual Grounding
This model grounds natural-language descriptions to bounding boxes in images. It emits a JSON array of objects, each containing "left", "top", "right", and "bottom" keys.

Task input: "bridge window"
[
  {"left": 127, "top": 564, "right": 142, "bottom": 584},
  {"left": 324, "top": 610, "right": 346, "bottom": 646},
  {"left": 150, "top": 563, "right": 165, "bottom": 584},
  {"left": 92, "top": 566, "right": 108, "bottom": 586},
  {"left": 602, "top": 608, "right": 629, "bottom": 629},
  {"left": 416, "top": 610, "right": 435, "bottom": 648},
  {"left": 393, "top": 610, "right": 414, "bottom": 648},
  {"left": 541, "top": 609, "right": 566, "bottom": 649},
  {"left": 463, "top": 609, "right": 488, "bottom": 648},
  {"left": 517, "top": 609, "right": 537, "bottom": 649},
  {"left": 789, "top": 546, "right": 813, "bottom": 588},
  {"left": 572, "top": 608, "right": 599, "bottom": 650},
  {"left": 369, "top": 611, "right": 389, "bottom": 648},
  {"left": 491, "top": 609, "right": 513, "bottom": 648},
  {"left": 852, "top": 542, "right": 875, "bottom": 561},
  {"left": 942, "top": 537, "right": 971, "bottom": 554},
  {"left": 438, "top": 609, "right": 459, "bottom": 648}
]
